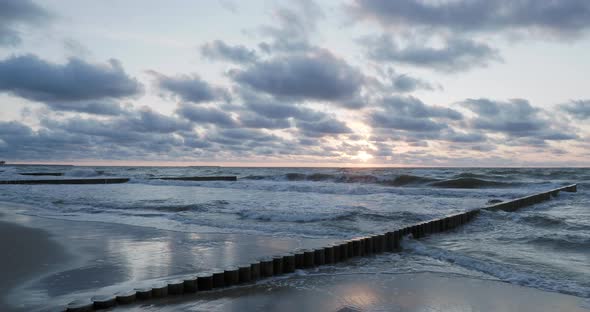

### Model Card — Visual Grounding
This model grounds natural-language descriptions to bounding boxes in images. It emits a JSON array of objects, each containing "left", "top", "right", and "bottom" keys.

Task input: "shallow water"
[{"left": 0, "top": 166, "right": 588, "bottom": 298}]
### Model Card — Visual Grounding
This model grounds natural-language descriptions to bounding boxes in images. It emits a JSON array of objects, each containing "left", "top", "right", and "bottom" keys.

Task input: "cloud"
[
  {"left": 152, "top": 72, "right": 223, "bottom": 104},
  {"left": 350, "top": 0, "right": 590, "bottom": 38},
  {"left": 370, "top": 96, "right": 462, "bottom": 132},
  {"left": 382, "top": 96, "right": 462, "bottom": 119},
  {"left": 0, "top": 107, "right": 211, "bottom": 160},
  {"left": 131, "top": 108, "right": 193, "bottom": 133},
  {"left": 390, "top": 73, "right": 436, "bottom": 93},
  {"left": 0, "top": 120, "right": 33, "bottom": 136},
  {"left": 0, "top": 0, "right": 51, "bottom": 46},
  {"left": 231, "top": 50, "right": 365, "bottom": 107},
  {"left": 461, "top": 98, "right": 578, "bottom": 141},
  {"left": 296, "top": 118, "right": 352, "bottom": 137},
  {"left": 363, "top": 35, "right": 500, "bottom": 72},
  {"left": 0, "top": 55, "right": 141, "bottom": 102},
  {"left": 238, "top": 113, "right": 291, "bottom": 129},
  {"left": 44, "top": 101, "right": 127, "bottom": 116},
  {"left": 240, "top": 91, "right": 326, "bottom": 122},
  {"left": 177, "top": 104, "right": 238, "bottom": 127},
  {"left": 42, "top": 108, "right": 192, "bottom": 136},
  {"left": 442, "top": 130, "right": 488, "bottom": 143},
  {"left": 258, "top": 0, "right": 324, "bottom": 52},
  {"left": 560, "top": 100, "right": 590, "bottom": 120},
  {"left": 0, "top": 54, "right": 142, "bottom": 114},
  {"left": 201, "top": 40, "right": 258, "bottom": 63}
]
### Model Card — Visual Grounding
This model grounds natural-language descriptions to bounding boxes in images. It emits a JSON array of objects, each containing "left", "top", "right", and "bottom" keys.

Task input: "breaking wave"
[
  {"left": 429, "top": 177, "right": 514, "bottom": 189},
  {"left": 243, "top": 173, "right": 514, "bottom": 189}
]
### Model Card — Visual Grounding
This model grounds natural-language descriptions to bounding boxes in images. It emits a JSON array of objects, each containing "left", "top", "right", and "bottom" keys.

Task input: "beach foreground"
[
  {"left": 1, "top": 202, "right": 588, "bottom": 312},
  {"left": 121, "top": 272, "right": 590, "bottom": 312}
]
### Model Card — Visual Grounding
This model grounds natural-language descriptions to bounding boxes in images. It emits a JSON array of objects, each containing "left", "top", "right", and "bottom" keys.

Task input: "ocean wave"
[
  {"left": 380, "top": 174, "right": 439, "bottom": 186},
  {"left": 242, "top": 173, "right": 515, "bottom": 189},
  {"left": 429, "top": 177, "right": 513, "bottom": 189},
  {"left": 404, "top": 239, "right": 590, "bottom": 298},
  {"left": 518, "top": 214, "right": 567, "bottom": 227},
  {"left": 245, "top": 172, "right": 439, "bottom": 187},
  {"left": 236, "top": 209, "right": 358, "bottom": 223},
  {"left": 234, "top": 208, "right": 427, "bottom": 224},
  {"left": 525, "top": 234, "right": 590, "bottom": 251},
  {"left": 64, "top": 168, "right": 103, "bottom": 177}
]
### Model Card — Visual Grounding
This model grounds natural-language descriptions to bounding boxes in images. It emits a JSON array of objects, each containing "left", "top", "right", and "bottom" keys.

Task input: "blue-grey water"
[{"left": 0, "top": 166, "right": 588, "bottom": 298}]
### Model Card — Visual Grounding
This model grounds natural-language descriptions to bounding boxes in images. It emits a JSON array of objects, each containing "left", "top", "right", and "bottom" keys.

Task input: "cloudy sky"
[{"left": 1, "top": 0, "right": 589, "bottom": 166}]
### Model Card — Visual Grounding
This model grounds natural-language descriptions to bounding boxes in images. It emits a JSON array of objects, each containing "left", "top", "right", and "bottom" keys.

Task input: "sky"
[{"left": 0, "top": 0, "right": 589, "bottom": 167}]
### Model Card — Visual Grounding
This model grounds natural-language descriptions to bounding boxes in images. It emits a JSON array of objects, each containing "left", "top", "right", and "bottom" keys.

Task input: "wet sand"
[
  {"left": 0, "top": 203, "right": 333, "bottom": 311},
  {"left": 1, "top": 203, "right": 589, "bottom": 312},
  {"left": 0, "top": 216, "right": 69, "bottom": 312},
  {"left": 121, "top": 272, "right": 590, "bottom": 312}
]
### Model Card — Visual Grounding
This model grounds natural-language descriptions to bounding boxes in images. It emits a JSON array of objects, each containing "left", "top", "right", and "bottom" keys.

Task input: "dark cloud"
[
  {"left": 44, "top": 101, "right": 126, "bottom": 116},
  {"left": 131, "top": 108, "right": 193, "bottom": 133},
  {"left": 231, "top": 50, "right": 365, "bottom": 108},
  {"left": 238, "top": 113, "right": 291, "bottom": 129},
  {"left": 201, "top": 40, "right": 258, "bottom": 63},
  {"left": 0, "top": 120, "right": 33, "bottom": 136},
  {"left": 240, "top": 91, "right": 326, "bottom": 122},
  {"left": 152, "top": 72, "right": 224, "bottom": 104},
  {"left": 0, "top": 0, "right": 51, "bottom": 46},
  {"left": 0, "top": 117, "right": 192, "bottom": 161},
  {"left": 442, "top": 130, "right": 487, "bottom": 143},
  {"left": 391, "top": 73, "right": 435, "bottom": 93},
  {"left": 0, "top": 55, "right": 142, "bottom": 109},
  {"left": 461, "top": 98, "right": 578, "bottom": 141},
  {"left": 363, "top": 35, "right": 500, "bottom": 72},
  {"left": 381, "top": 96, "right": 462, "bottom": 120},
  {"left": 560, "top": 100, "right": 590, "bottom": 120},
  {"left": 370, "top": 96, "right": 462, "bottom": 132},
  {"left": 350, "top": 0, "right": 590, "bottom": 37},
  {"left": 371, "top": 115, "right": 445, "bottom": 132},
  {"left": 258, "top": 0, "right": 324, "bottom": 52},
  {"left": 177, "top": 104, "right": 238, "bottom": 128},
  {"left": 217, "top": 128, "right": 278, "bottom": 142},
  {"left": 42, "top": 108, "right": 192, "bottom": 137},
  {"left": 296, "top": 118, "right": 351, "bottom": 137}
]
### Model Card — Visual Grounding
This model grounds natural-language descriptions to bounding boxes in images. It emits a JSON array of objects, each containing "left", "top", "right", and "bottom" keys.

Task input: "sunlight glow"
[{"left": 355, "top": 151, "right": 374, "bottom": 162}]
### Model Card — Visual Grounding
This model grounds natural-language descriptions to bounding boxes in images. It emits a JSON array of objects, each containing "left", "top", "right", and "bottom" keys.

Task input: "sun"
[{"left": 355, "top": 151, "right": 374, "bottom": 162}]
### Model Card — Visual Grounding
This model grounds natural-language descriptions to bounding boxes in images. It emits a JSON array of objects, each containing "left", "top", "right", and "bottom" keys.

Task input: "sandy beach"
[
  {"left": 1, "top": 201, "right": 589, "bottom": 312},
  {"left": 0, "top": 215, "right": 69, "bottom": 311},
  {"left": 120, "top": 272, "right": 590, "bottom": 312},
  {"left": 0, "top": 202, "right": 333, "bottom": 311}
]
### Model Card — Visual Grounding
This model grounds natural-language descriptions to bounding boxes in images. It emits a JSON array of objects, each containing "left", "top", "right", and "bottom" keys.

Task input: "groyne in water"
[
  {"left": 152, "top": 176, "right": 238, "bottom": 181},
  {"left": 63, "top": 184, "right": 578, "bottom": 311},
  {"left": 19, "top": 172, "right": 64, "bottom": 176},
  {"left": 0, "top": 176, "right": 238, "bottom": 184},
  {"left": 0, "top": 178, "right": 130, "bottom": 185}
]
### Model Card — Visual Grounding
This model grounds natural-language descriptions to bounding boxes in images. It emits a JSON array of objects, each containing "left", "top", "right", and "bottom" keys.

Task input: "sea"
[{"left": 0, "top": 165, "right": 588, "bottom": 299}]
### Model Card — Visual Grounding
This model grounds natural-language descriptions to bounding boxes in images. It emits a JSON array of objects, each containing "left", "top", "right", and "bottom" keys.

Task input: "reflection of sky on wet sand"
[
  {"left": 106, "top": 238, "right": 172, "bottom": 282},
  {"left": 5, "top": 212, "right": 333, "bottom": 309}
]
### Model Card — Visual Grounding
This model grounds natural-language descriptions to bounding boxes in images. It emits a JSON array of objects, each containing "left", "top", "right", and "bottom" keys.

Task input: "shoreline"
[
  {"left": 0, "top": 202, "right": 334, "bottom": 311},
  {"left": 1, "top": 201, "right": 588, "bottom": 311}
]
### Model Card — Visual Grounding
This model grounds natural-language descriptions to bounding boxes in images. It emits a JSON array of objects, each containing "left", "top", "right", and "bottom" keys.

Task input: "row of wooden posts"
[{"left": 65, "top": 184, "right": 578, "bottom": 311}]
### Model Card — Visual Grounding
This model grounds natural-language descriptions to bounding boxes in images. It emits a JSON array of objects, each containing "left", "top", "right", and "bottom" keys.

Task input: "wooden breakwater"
[
  {"left": 0, "top": 178, "right": 130, "bottom": 185},
  {"left": 152, "top": 176, "right": 238, "bottom": 181},
  {"left": 19, "top": 172, "right": 64, "bottom": 176},
  {"left": 63, "top": 184, "right": 578, "bottom": 311}
]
